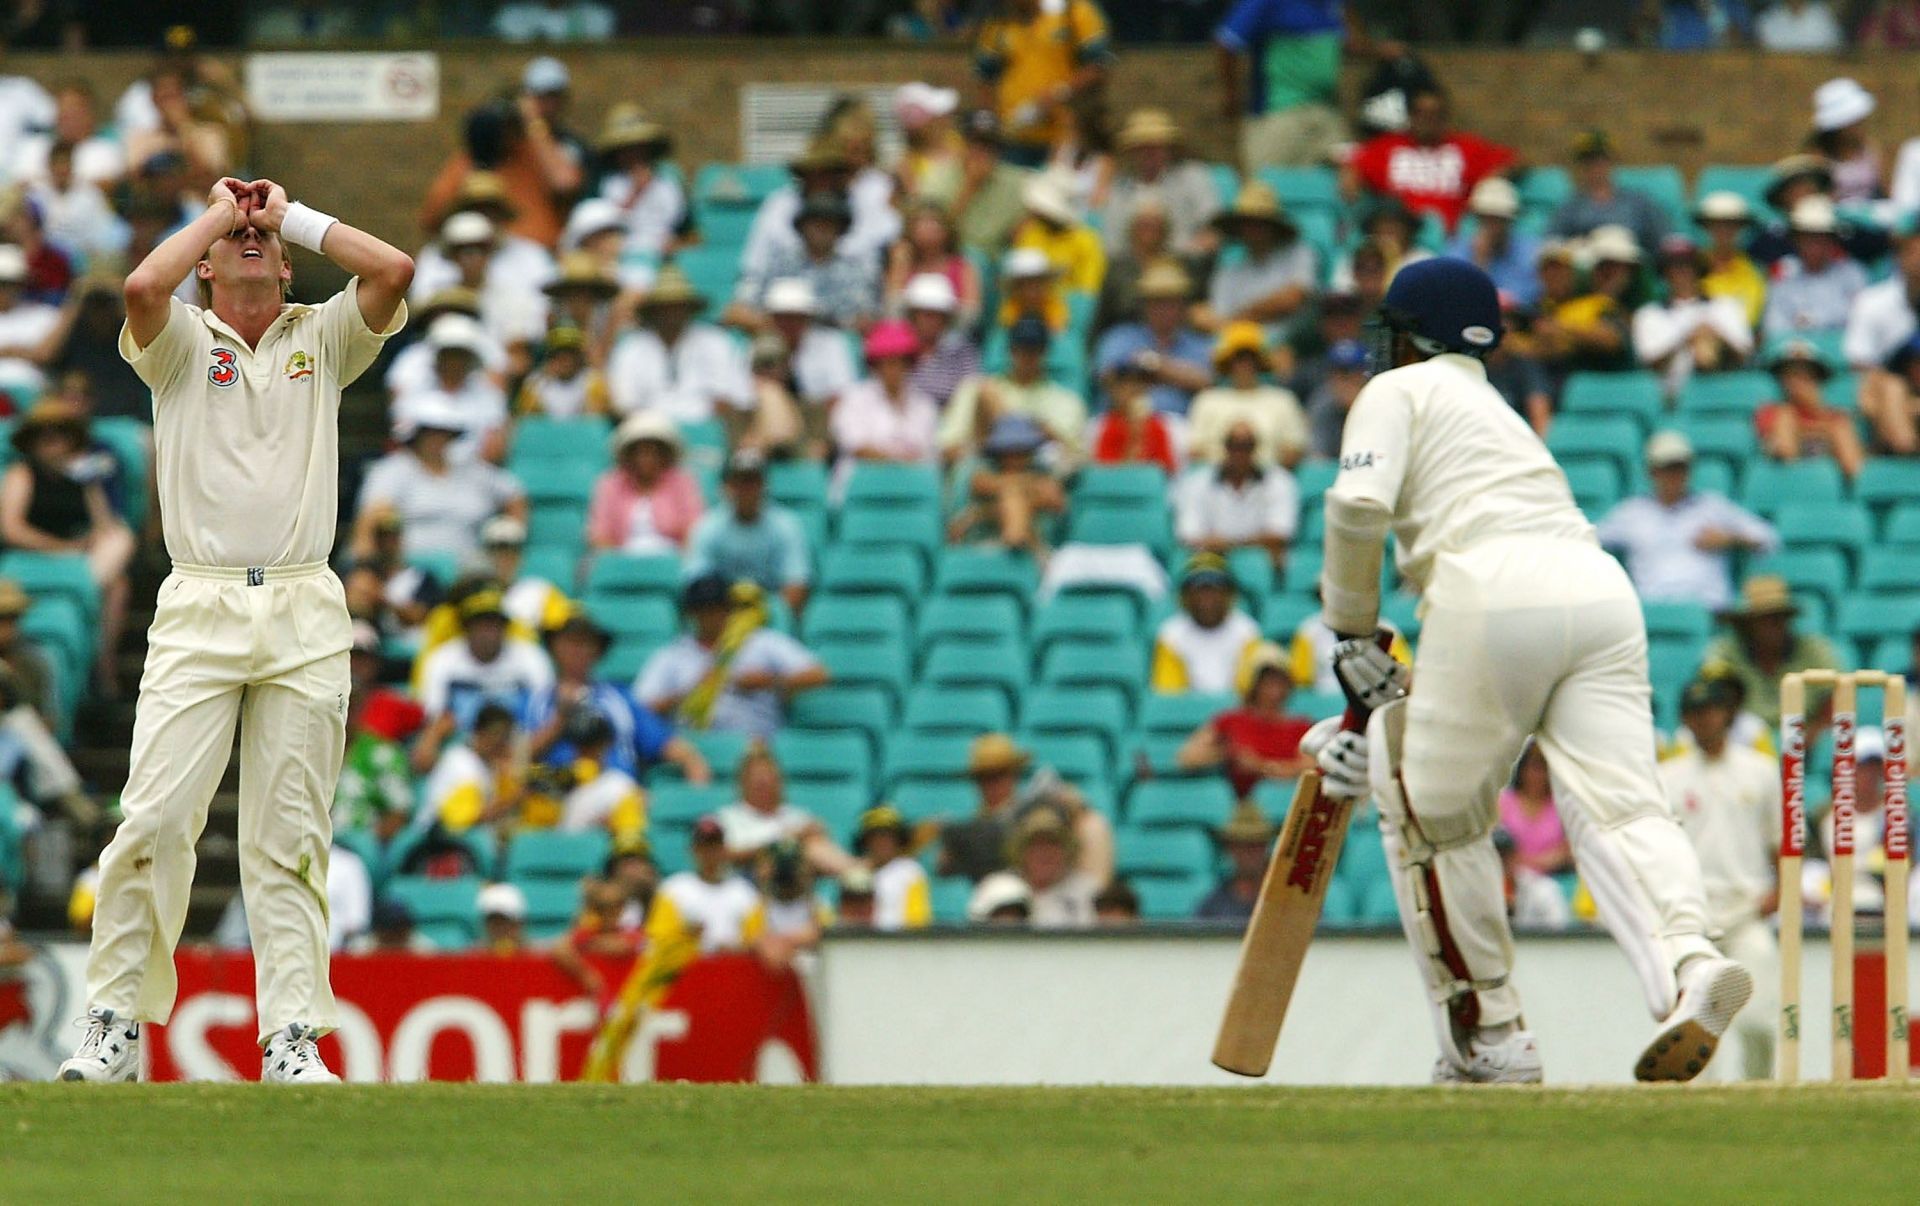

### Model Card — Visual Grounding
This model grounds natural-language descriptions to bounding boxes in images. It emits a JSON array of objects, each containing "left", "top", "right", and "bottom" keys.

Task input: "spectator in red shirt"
[
  {"left": 1088, "top": 349, "right": 1179, "bottom": 474},
  {"left": 1342, "top": 84, "right": 1515, "bottom": 233},
  {"left": 1176, "top": 641, "right": 1313, "bottom": 798},
  {"left": 1755, "top": 339, "right": 1865, "bottom": 481}
]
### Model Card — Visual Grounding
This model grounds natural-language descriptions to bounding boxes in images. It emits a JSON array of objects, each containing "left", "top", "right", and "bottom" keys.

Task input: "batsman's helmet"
[{"left": 1369, "top": 256, "right": 1503, "bottom": 368}]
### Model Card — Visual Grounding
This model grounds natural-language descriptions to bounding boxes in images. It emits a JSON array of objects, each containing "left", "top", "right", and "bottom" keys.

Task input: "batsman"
[{"left": 1303, "top": 258, "right": 1751, "bottom": 1083}]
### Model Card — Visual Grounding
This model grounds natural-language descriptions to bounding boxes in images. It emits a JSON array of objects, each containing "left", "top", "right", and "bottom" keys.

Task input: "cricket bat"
[{"left": 1212, "top": 640, "right": 1389, "bottom": 1078}]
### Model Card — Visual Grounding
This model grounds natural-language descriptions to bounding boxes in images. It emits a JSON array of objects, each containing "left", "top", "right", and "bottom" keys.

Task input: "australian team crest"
[{"left": 283, "top": 350, "right": 313, "bottom": 381}]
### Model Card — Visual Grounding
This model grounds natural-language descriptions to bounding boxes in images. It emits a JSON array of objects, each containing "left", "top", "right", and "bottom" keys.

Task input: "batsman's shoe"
[
  {"left": 1635, "top": 956, "right": 1752, "bottom": 1083},
  {"left": 262, "top": 1023, "right": 341, "bottom": 1084},
  {"left": 1464, "top": 1030, "right": 1543, "bottom": 1084},
  {"left": 58, "top": 1006, "right": 140, "bottom": 1082}
]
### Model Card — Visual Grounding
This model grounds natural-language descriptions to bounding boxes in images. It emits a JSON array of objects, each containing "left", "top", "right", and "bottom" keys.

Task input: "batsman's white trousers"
[
  {"left": 86, "top": 561, "right": 350, "bottom": 1042},
  {"left": 1388, "top": 535, "right": 1717, "bottom": 1032}
]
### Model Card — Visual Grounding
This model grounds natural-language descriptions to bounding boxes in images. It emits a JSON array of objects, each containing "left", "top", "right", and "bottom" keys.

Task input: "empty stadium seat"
[
  {"left": 801, "top": 595, "right": 911, "bottom": 647},
  {"left": 783, "top": 781, "right": 868, "bottom": 839},
  {"left": 1859, "top": 549, "right": 1920, "bottom": 594},
  {"left": 1837, "top": 594, "right": 1920, "bottom": 646},
  {"left": 932, "top": 547, "right": 1040, "bottom": 615},
  {"left": 884, "top": 732, "right": 976, "bottom": 789},
  {"left": 511, "top": 416, "right": 611, "bottom": 465},
  {"left": 516, "top": 879, "right": 584, "bottom": 941},
  {"left": 1774, "top": 502, "right": 1872, "bottom": 565},
  {"left": 1223, "top": 547, "right": 1276, "bottom": 606},
  {"left": 585, "top": 553, "right": 683, "bottom": 599},
  {"left": 1137, "top": 692, "right": 1235, "bottom": 737},
  {"left": 818, "top": 546, "right": 925, "bottom": 606},
  {"left": 893, "top": 780, "right": 978, "bottom": 825},
  {"left": 1294, "top": 460, "right": 1338, "bottom": 502},
  {"left": 1856, "top": 459, "right": 1920, "bottom": 512},
  {"left": 920, "top": 640, "right": 1029, "bottom": 707},
  {"left": 1516, "top": 166, "right": 1571, "bottom": 211},
  {"left": 844, "top": 462, "right": 942, "bottom": 512},
  {"left": 1677, "top": 370, "right": 1773, "bottom": 416},
  {"left": 817, "top": 642, "right": 912, "bottom": 709},
  {"left": 1132, "top": 874, "right": 1211, "bottom": 920},
  {"left": 1260, "top": 594, "right": 1317, "bottom": 640},
  {"left": 905, "top": 684, "right": 1013, "bottom": 736},
  {"left": 1561, "top": 372, "right": 1663, "bottom": 429},
  {"left": 1128, "top": 778, "right": 1236, "bottom": 828},
  {"left": 682, "top": 731, "right": 750, "bottom": 780},
  {"left": 383, "top": 876, "right": 482, "bottom": 948},
  {"left": 1749, "top": 548, "right": 1848, "bottom": 614},
  {"left": 1031, "top": 594, "right": 1136, "bottom": 657},
  {"left": 649, "top": 782, "right": 733, "bottom": 825},
  {"left": 766, "top": 460, "right": 829, "bottom": 513},
  {"left": 917, "top": 594, "right": 1024, "bottom": 652},
  {"left": 1642, "top": 600, "right": 1712, "bottom": 642},
  {"left": 517, "top": 460, "right": 596, "bottom": 506},
  {"left": 0, "top": 553, "right": 98, "bottom": 620},
  {"left": 1073, "top": 464, "right": 1169, "bottom": 507},
  {"left": 1041, "top": 641, "right": 1148, "bottom": 713},
  {"left": 1129, "top": 729, "right": 1196, "bottom": 780},
  {"left": 836, "top": 507, "right": 943, "bottom": 563},
  {"left": 585, "top": 593, "right": 678, "bottom": 642},
  {"left": 786, "top": 683, "right": 894, "bottom": 761},
  {"left": 502, "top": 831, "right": 610, "bottom": 884},
  {"left": 1068, "top": 503, "right": 1175, "bottom": 557},
  {"left": 773, "top": 729, "right": 872, "bottom": 792},
  {"left": 1022, "top": 684, "right": 1131, "bottom": 763},
  {"left": 1115, "top": 826, "right": 1213, "bottom": 879},
  {"left": 1545, "top": 415, "right": 1641, "bottom": 479},
  {"left": 929, "top": 875, "right": 974, "bottom": 923},
  {"left": 1885, "top": 504, "right": 1920, "bottom": 547},
  {"left": 1256, "top": 166, "right": 1340, "bottom": 210},
  {"left": 1561, "top": 459, "right": 1623, "bottom": 515},
  {"left": 1674, "top": 414, "right": 1757, "bottom": 462},
  {"left": 1694, "top": 164, "right": 1773, "bottom": 215},
  {"left": 1018, "top": 729, "right": 1113, "bottom": 788},
  {"left": 1741, "top": 459, "right": 1844, "bottom": 516},
  {"left": 1613, "top": 164, "right": 1688, "bottom": 227}
]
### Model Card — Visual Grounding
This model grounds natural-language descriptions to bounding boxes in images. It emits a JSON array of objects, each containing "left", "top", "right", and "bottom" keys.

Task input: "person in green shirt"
[
  {"left": 1215, "top": 1, "right": 1401, "bottom": 169},
  {"left": 333, "top": 622, "right": 420, "bottom": 843},
  {"left": 1699, "top": 575, "right": 1848, "bottom": 732},
  {"left": 953, "top": 109, "right": 1032, "bottom": 260}
]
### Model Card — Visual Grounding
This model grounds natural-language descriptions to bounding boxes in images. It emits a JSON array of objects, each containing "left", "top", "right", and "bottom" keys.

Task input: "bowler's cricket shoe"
[
  {"left": 262, "top": 1023, "right": 340, "bottom": 1084},
  {"left": 57, "top": 1006, "right": 140, "bottom": 1082},
  {"left": 1635, "top": 956, "right": 1753, "bottom": 1082}
]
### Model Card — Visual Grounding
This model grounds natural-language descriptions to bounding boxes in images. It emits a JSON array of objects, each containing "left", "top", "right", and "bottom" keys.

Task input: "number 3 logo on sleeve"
[{"left": 208, "top": 347, "right": 238, "bottom": 388}]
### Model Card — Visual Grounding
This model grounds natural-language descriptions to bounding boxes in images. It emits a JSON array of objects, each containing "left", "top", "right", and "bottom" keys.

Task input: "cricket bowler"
[
  {"left": 58, "top": 177, "right": 412, "bottom": 1082},
  {"left": 1301, "top": 257, "right": 1752, "bottom": 1083}
]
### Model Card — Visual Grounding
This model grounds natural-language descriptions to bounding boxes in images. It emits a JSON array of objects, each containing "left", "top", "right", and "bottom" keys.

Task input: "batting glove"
[
  {"left": 1332, "top": 632, "right": 1410, "bottom": 714},
  {"left": 1301, "top": 716, "right": 1371, "bottom": 800}
]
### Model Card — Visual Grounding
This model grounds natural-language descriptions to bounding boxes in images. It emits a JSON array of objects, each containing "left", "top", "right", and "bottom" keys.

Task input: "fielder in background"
[
  {"left": 1302, "top": 257, "right": 1751, "bottom": 1083},
  {"left": 1660, "top": 677, "right": 1783, "bottom": 1080},
  {"left": 59, "top": 177, "right": 412, "bottom": 1083}
]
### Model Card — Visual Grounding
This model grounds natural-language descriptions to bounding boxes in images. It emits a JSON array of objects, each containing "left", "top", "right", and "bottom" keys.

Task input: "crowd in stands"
[{"left": 5, "top": 6, "right": 1920, "bottom": 971}]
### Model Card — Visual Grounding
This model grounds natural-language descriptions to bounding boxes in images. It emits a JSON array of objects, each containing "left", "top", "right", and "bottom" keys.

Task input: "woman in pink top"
[
  {"left": 587, "top": 410, "right": 704, "bottom": 552},
  {"left": 1497, "top": 742, "right": 1573, "bottom": 876},
  {"left": 831, "top": 321, "right": 939, "bottom": 496},
  {"left": 884, "top": 202, "right": 981, "bottom": 328}
]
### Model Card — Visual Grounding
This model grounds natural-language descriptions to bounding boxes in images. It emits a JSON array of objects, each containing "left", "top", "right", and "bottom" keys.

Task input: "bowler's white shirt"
[{"left": 118, "top": 282, "right": 405, "bottom": 567}]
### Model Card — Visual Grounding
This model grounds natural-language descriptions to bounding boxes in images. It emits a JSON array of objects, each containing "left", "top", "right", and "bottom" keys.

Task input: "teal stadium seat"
[
  {"left": 0, "top": 553, "right": 98, "bottom": 620},
  {"left": 787, "top": 683, "right": 894, "bottom": 761},
  {"left": 1694, "top": 164, "right": 1774, "bottom": 217},
  {"left": 1294, "top": 460, "right": 1338, "bottom": 502},
  {"left": 885, "top": 732, "right": 976, "bottom": 790},
  {"left": 1031, "top": 595, "right": 1135, "bottom": 658},
  {"left": 585, "top": 553, "right": 682, "bottom": 600},
  {"left": 801, "top": 595, "right": 910, "bottom": 647},
  {"left": 1741, "top": 460, "right": 1844, "bottom": 517},
  {"left": 1129, "top": 729, "right": 1194, "bottom": 780},
  {"left": 1561, "top": 371, "right": 1664, "bottom": 428},
  {"left": 332, "top": 828, "right": 382, "bottom": 887},
  {"left": 1068, "top": 503, "right": 1174, "bottom": 559},
  {"left": 1677, "top": 370, "right": 1773, "bottom": 416},
  {"left": 1224, "top": 547, "right": 1276, "bottom": 606},
  {"left": 1074, "top": 464, "right": 1169, "bottom": 508},
  {"left": 836, "top": 506, "right": 942, "bottom": 564},
  {"left": 1642, "top": 600, "right": 1712, "bottom": 642},
  {"left": 649, "top": 782, "right": 734, "bottom": 826},
  {"left": 1261, "top": 594, "right": 1318, "bottom": 640},
  {"left": 774, "top": 728, "right": 872, "bottom": 788},
  {"left": 682, "top": 731, "right": 750, "bottom": 780},
  {"left": 1613, "top": 165, "right": 1689, "bottom": 228},
  {"left": 843, "top": 462, "right": 942, "bottom": 512},
  {"left": 930, "top": 875, "right": 974, "bottom": 923},
  {"left": 92, "top": 417, "right": 151, "bottom": 530},
  {"left": 1292, "top": 690, "right": 1349, "bottom": 722},
  {"left": 904, "top": 684, "right": 1012, "bottom": 736},
  {"left": 1517, "top": 166, "right": 1572, "bottom": 212},
  {"left": 920, "top": 640, "right": 1029, "bottom": 707},
  {"left": 527, "top": 501, "right": 587, "bottom": 553},
  {"left": 1115, "top": 826, "right": 1213, "bottom": 880},
  {"left": 894, "top": 781, "right": 977, "bottom": 826},
  {"left": 502, "top": 831, "right": 610, "bottom": 884},
  {"left": 1022, "top": 685, "right": 1130, "bottom": 763},
  {"left": 516, "top": 879, "right": 584, "bottom": 941},
  {"left": 587, "top": 593, "right": 678, "bottom": 642},
  {"left": 1855, "top": 459, "right": 1920, "bottom": 513},
  {"left": 1257, "top": 166, "right": 1340, "bottom": 210},
  {"left": 1858, "top": 550, "right": 1920, "bottom": 594},
  {"left": 694, "top": 162, "right": 787, "bottom": 208},
  {"left": 667, "top": 245, "right": 739, "bottom": 316},
  {"left": 1128, "top": 778, "right": 1236, "bottom": 828},
  {"left": 1774, "top": 503, "right": 1872, "bottom": 566},
  {"left": 1041, "top": 642, "right": 1148, "bottom": 713},
  {"left": 917, "top": 594, "right": 1024, "bottom": 653},
  {"left": 1885, "top": 504, "right": 1920, "bottom": 546},
  {"left": 1019, "top": 729, "right": 1113, "bottom": 789},
  {"left": 1545, "top": 415, "right": 1642, "bottom": 481},
  {"left": 1133, "top": 875, "right": 1211, "bottom": 920},
  {"left": 1837, "top": 594, "right": 1920, "bottom": 648},
  {"left": 1562, "top": 459, "right": 1623, "bottom": 515},
  {"left": 932, "top": 548, "right": 1040, "bottom": 615},
  {"left": 767, "top": 460, "right": 828, "bottom": 513},
  {"left": 817, "top": 642, "right": 911, "bottom": 710},
  {"left": 511, "top": 416, "right": 610, "bottom": 466},
  {"left": 1674, "top": 414, "right": 1757, "bottom": 462},
  {"left": 1748, "top": 549, "right": 1848, "bottom": 614},
  {"left": 818, "top": 546, "right": 925, "bottom": 606},
  {"left": 383, "top": 876, "right": 482, "bottom": 948},
  {"left": 517, "top": 459, "right": 595, "bottom": 506},
  {"left": 1138, "top": 692, "right": 1235, "bottom": 737}
]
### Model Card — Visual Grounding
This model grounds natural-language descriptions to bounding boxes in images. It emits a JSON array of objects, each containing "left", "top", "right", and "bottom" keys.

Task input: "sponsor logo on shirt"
[
  {"left": 1340, "top": 450, "right": 1383, "bottom": 471},
  {"left": 207, "top": 347, "right": 238, "bottom": 388},
  {"left": 284, "top": 349, "right": 314, "bottom": 381}
]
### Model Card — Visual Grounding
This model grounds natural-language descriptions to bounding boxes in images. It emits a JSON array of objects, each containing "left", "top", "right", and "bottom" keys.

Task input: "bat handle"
[{"left": 1338, "top": 630, "right": 1398, "bottom": 735}]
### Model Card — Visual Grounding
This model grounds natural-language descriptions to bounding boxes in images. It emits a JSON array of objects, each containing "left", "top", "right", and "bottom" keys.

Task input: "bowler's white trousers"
[
  {"left": 86, "top": 561, "right": 351, "bottom": 1042},
  {"left": 1385, "top": 535, "right": 1719, "bottom": 1035}
]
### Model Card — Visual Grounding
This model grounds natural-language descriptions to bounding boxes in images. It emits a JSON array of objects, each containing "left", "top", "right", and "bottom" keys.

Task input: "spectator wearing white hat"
[
  {"left": 1595, "top": 431, "right": 1777, "bottom": 611},
  {"left": 883, "top": 201, "right": 982, "bottom": 330},
  {"left": 1009, "top": 172, "right": 1107, "bottom": 297},
  {"left": 901, "top": 273, "right": 981, "bottom": 408},
  {"left": 895, "top": 82, "right": 965, "bottom": 208},
  {"left": 1695, "top": 192, "right": 1767, "bottom": 328},
  {"left": 477, "top": 882, "right": 530, "bottom": 956},
  {"left": 0, "top": 243, "right": 60, "bottom": 389},
  {"left": 1809, "top": 77, "right": 1881, "bottom": 204},
  {"left": 1097, "top": 108, "right": 1221, "bottom": 258},
  {"left": 1447, "top": 176, "right": 1541, "bottom": 308},
  {"left": 383, "top": 288, "right": 507, "bottom": 412},
  {"left": 390, "top": 312, "right": 511, "bottom": 464},
  {"left": 1762, "top": 196, "right": 1866, "bottom": 341},
  {"left": 994, "top": 245, "right": 1069, "bottom": 332},
  {"left": 518, "top": 56, "right": 589, "bottom": 180},
  {"left": 354, "top": 395, "right": 527, "bottom": 563},
  {"left": 1633, "top": 235, "right": 1753, "bottom": 397},
  {"left": 758, "top": 277, "right": 859, "bottom": 412},
  {"left": 605, "top": 264, "right": 751, "bottom": 424},
  {"left": 730, "top": 191, "right": 879, "bottom": 331},
  {"left": 586, "top": 410, "right": 704, "bottom": 554},
  {"left": 409, "top": 207, "right": 557, "bottom": 345},
  {"left": 588, "top": 103, "right": 687, "bottom": 271}
]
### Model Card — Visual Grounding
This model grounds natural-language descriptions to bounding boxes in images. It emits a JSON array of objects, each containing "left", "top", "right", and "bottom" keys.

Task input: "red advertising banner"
[{"left": 142, "top": 950, "right": 817, "bottom": 1083}]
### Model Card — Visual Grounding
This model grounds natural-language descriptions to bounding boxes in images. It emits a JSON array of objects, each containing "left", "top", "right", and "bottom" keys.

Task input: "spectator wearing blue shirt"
[
  {"left": 1447, "top": 177, "right": 1542, "bottom": 309},
  {"left": 1092, "top": 260, "right": 1214, "bottom": 417},
  {"left": 1216, "top": 0, "right": 1397, "bottom": 169},
  {"left": 1650, "top": 0, "right": 1752, "bottom": 49},
  {"left": 524, "top": 610, "right": 712, "bottom": 784},
  {"left": 685, "top": 449, "right": 813, "bottom": 613}
]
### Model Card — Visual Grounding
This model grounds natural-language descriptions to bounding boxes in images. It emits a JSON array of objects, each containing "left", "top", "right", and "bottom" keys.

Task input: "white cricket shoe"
[
  {"left": 57, "top": 1006, "right": 140, "bottom": 1082},
  {"left": 262, "top": 1023, "right": 340, "bottom": 1084},
  {"left": 1635, "top": 956, "right": 1753, "bottom": 1083},
  {"left": 1431, "top": 1030, "right": 1544, "bottom": 1084}
]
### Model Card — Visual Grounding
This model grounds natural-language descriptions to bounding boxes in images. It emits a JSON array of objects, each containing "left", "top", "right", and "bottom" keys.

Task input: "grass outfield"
[{"left": 3, "top": 1083, "right": 1912, "bottom": 1203}]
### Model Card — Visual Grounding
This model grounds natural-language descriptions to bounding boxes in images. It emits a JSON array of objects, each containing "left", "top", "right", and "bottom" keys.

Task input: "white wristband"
[{"left": 280, "top": 201, "right": 338, "bottom": 253}]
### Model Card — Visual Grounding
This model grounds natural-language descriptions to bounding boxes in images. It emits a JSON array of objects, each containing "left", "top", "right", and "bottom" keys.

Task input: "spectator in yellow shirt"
[
  {"left": 1011, "top": 173, "right": 1107, "bottom": 297},
  {"left": 973, "top": 0, "right": 1115, "bottom": 168},
  {"left": 1696, "top": 191, "right": 1767, "bottom": 328},
  {"left": 853, "top": 805, "right": 932, "bottom": 931}
]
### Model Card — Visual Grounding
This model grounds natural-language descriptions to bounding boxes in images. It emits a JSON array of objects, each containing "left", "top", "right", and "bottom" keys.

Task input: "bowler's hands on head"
[
  {"left": 246, "top": 179, "right": 290, "bottom": 234},
  {"left": 209, "top": 178, "right": 253, "bottom": 232}
]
